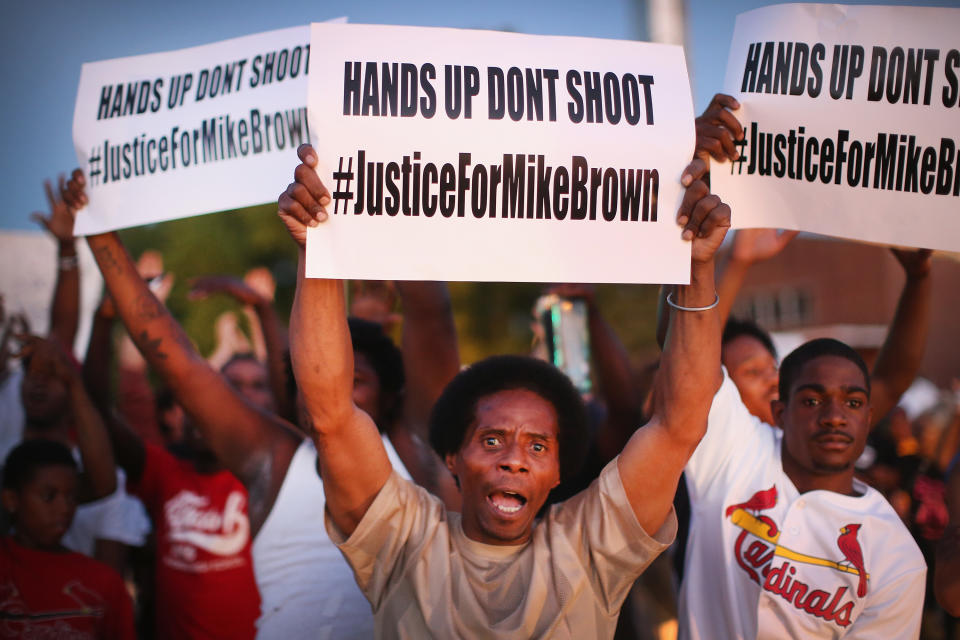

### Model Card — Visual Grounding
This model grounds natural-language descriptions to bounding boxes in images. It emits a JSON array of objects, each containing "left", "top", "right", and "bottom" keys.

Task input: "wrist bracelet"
[
  {"left": 666, "top": 291, "right": 719, "bottom": 312},
  {"left": 58, "top": 255, "right": 79, "bottom": 271}
]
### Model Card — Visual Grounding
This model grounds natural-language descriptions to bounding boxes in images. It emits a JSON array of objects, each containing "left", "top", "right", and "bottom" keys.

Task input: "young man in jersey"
[
  {"left": 674, "top": 93, "right": 927, "bottom": 638},
  {"left": 1, "top": 439, "right": 135, "bottom": 640},
  {"left": 696, "top": 94, "right": 933, "bottom": 428},
  {"left": 679, "top": 338, "right": 926, "bottom": 638},
  {"left": 61, "top": 169, "right": 460, "bottom": 639},
  {"left": 275, "top": 143, "right": 730, "bottom": 638}
]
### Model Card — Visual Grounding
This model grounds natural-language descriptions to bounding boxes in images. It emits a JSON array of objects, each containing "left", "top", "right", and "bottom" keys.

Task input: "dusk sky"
[{"left": 2, "top": 0, "right": 957, "bottom": 231}]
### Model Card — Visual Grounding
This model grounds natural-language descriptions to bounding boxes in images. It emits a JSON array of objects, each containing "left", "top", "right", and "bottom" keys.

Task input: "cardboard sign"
[
  {"left": 712, "top": 4, "right": 960, "bottom": 251},
  {"left": 305, "top": 23, "right": 696, "bottom": 283},
  {"left": 73, "top": 23, "right": 343, "bottom": 235}
]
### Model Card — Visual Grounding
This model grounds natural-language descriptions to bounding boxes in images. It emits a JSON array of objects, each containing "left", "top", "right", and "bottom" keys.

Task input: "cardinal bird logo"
[
  {"left": 725, "top": 485, "right": 778, "bottom": 517},
  {"left": 837, "top": 524, "right": 868, "bottom": 597}
]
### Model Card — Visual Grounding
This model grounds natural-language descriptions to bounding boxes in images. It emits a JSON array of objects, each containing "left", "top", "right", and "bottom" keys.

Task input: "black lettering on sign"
[{"left": 565, "top": 71, "right": 654, "bottom": 125}]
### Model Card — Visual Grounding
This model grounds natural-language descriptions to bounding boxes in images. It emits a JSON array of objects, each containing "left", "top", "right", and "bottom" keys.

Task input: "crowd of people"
[{"left": 0, "top": 93, "right": 953, "bottom": 639}]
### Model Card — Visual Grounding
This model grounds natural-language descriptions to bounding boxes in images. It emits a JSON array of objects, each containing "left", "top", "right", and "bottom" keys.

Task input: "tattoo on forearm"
[
  {"left": 137, "top": 330, "right": 167, "bottom": 361},
  {"left": 174, "top": 330, "right": 196, "bottom": 355},
  {"left": 93, "top": 245, "right": 122, "bottom": 274},
  {"left": 135, "top": 294, "right": 166, "bottom": 321}
]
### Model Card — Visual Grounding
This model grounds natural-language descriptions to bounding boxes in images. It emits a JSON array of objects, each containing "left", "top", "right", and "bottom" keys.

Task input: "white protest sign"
[
  {"left": 712, "top": 4, "right": 960, "bottom": 251},
  {"left": 73, "top": 22, "right": 344, "bottom": 235},
  {"left": 305, "top": 24, "right": 695, "bottom": 284}
]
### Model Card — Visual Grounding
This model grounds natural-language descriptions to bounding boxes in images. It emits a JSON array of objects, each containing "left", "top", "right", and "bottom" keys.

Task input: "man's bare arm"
[
  {"left": 869, "top": 248, "right": 933, "bottom": 423},
  {"left": 62, "top": 171, "right": 300, "bottom": 531},
  {"left": 394, "top": 281, "right": 459, "bottom": 437},
  {"left": 82, "top": 297, "right": 148, "bottom": 481},
  {"left": 18, "top": 336, "right": 117, "bottom": 502},
  {"left": 618, "top": 159, "right": 729, "bottom": 534},
  {"left": 281, "top": 146, "right": 393, "bottom": 536},
  {"left": 391, "top": 281, "right": 462, "bottom": 508},
  {"left": 545, "top": 283, "right": 643, "bottom": 462},
  {"left": 34, "top": 177, "right": 80, "bottom": 349},
  {"left": 190, "top": 275, "right": 294, "bottom": 421}
]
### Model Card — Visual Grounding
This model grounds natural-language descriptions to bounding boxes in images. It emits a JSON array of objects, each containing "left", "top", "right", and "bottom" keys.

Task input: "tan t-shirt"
[{"left": 326, "top": 457, "right": 677, "bottom": 639}]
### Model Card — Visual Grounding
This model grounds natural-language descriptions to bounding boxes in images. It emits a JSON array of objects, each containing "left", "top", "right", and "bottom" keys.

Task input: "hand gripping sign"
[
  {"left": 72, "top": 21, "right": 345, "bottom": 236},
  {"left": 712, "top": 4, "right": 960, "bottom": 251},
  {"left": 304, "top": 24, "right": 696, "bottom": 284}
]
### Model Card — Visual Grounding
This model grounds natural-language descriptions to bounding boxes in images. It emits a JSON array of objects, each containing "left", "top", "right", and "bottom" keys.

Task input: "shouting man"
[{"left": 277, "top": 144, "right": 731, "bottom": 638}]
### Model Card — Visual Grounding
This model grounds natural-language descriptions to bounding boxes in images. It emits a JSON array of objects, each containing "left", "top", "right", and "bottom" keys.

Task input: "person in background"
[
  {"left": 688, "top": 94, "right": 933, "bottom": 429},
  {"left": 62, "top": 167, "right": 461, "bottom": 639},
  {"left": 82, "top": 291, "right": 262, "bottom": 640},
  {"left": 1, "top": 439, "right": 135, "bottom": 639},
  {"left": 1, "top": 181, "right": 151, "bottom": 573},
  {"left": 190, "top": 273, "right": 293, "bottom": 421}
]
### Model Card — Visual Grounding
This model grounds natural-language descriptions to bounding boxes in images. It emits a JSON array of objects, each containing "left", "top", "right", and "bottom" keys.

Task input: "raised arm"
[
  {"left": 18, "top": 335, "right": 117, "bottom": 501},
  {"left": 545, "top": 283, "right": 643, "bottom": 462},
  {"left": 390, "top": 280, "right": 462, "bottom": 508},
  {"left": 868, "top": 248, "right": 933, "bottom": 423},
  {"left": 81, "top": 296, "right": 148, "bottom": 481},
  {"left": 189, "top": 274, "right": 293, "bottom": 421},
  {"left": 33, "top": 177, "right": 80, "bottom": 349},
  {"left": 62, "top": 171, "right": 300, "bottom": 531},
  {"left": 655, "top": 94, "right": 747, "bottom": 348},
  {"left": 280, "top": 144, "right": 392, "bottom": 536},
  {"left": 82, "top": 295, "right": 116, "bottom": 411},
  {"left": 394, "top": 280, "right": 460, "bottom": 436},
  {"left": 618, "top": 158, "right": 730, "bottom": 534},
  {"left": 716, "top": 228, "right": 798, "bottom": 325}
]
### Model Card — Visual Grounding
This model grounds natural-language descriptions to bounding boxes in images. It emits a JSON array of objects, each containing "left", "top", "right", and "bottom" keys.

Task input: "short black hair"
[
  {"left": 723, "top": 317, "right": 777, "bottom": 359},
  {"left": 428, "top": 355, "right": 588, "bottom": 481},
  {"left": 348, "top": 317, "right": 405, "bottom": 398},
  {"left": 778, "top": 338, "right": 871, "bottom": 402},
  {"left": 3, "top": 440, "right": 77, "bottom": 492}
]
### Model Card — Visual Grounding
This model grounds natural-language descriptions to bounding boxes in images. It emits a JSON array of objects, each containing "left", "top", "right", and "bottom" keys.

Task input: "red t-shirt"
[
  {"left": 130, "top": 444, "right": 260, "bottom": 639},
  {"left": 0, "top": 536, "right": 135, "bottom": 639}
]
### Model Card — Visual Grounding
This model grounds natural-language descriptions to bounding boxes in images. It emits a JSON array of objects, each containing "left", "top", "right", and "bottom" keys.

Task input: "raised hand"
[
  {"left": 31, "top": 176, "right": 76, "bottom": 244},
  {"left": 543, "top": 283, "right": 597, "bottom": 306},
  {"left": 891, "top": 247, "right": 933, "bottom": 279},
  {"left": 731, "top": 228, "right": 799, "bottom": 266},
  {"left": 15, "top": 334, "right": 79, "bottom": 384},
  {"left": 60, "top": 169, "right": 89, "bottom": 212},
  {"left": 349, "top": 280, "right": 401, "bottom": 330},
  {"left": 244, "top": 268, "right": 276, "bottom": 301},
  {"left": 277, "top": 144, "right": 331, "bottom": 248},
  {"left": 136, "top": 250, "right": 174, "bottom": 304},
  {"left": 695, "top": 93, "right": 744, "bottom": 166},
  {"left": 676, "top": 159, "right": 732, "bottom": 265},
  {"left": 190, "top": 275, "right": 268, "bottom": 307}
]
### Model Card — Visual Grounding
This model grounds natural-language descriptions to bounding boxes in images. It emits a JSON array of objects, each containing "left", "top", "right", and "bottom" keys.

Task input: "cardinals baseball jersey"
[{"left": 678, "top": 373, "right": 925, "bottom": 639}]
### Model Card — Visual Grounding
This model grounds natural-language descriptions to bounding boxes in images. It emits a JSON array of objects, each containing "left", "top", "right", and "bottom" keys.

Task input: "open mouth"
[{"left": 487, "top": 490, "right": 528, "bottom": 515}]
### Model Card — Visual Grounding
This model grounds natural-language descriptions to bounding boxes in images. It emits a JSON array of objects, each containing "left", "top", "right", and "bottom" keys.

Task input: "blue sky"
[{"left": 2, "top": 0, "right": 957, "bottom": 231}]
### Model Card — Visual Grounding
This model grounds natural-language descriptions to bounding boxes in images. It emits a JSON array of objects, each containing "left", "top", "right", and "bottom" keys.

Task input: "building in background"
[{"left": 730, "top": 236, "right": 960, "bottom": 388}]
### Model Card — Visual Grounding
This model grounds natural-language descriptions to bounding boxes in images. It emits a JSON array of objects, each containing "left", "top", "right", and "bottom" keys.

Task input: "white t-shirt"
[
  {"left": 62, "top": 469, "right": 151, "bottom": 556},
  {"left": 678, "top": 373, "right": 926, "bottom": 640},
  {"left": 252, "top": 434, "right": 411, "bottom": 640},
  {"left": 327, "top": 457, "right": 677, "bottom": 640}
]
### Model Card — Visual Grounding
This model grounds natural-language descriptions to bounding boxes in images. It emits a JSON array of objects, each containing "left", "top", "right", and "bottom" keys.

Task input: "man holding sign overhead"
[
  {"left": 672, "top": 5, "right": 941, "bottom": 638},
  {"left": 279, "top": 136, "right": 729, "bottom": 637}
]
